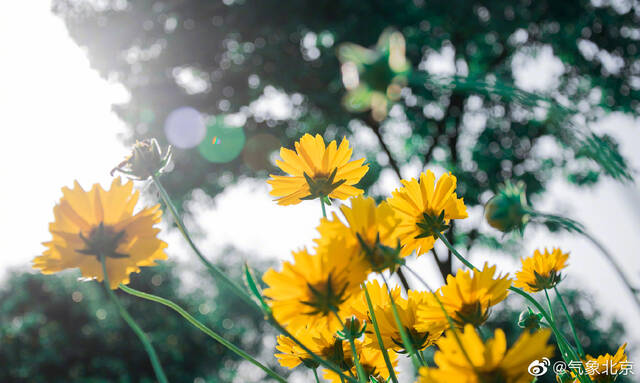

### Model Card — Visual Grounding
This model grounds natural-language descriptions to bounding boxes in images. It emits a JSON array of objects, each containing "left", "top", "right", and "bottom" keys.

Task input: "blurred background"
[{"left": 1, "top": 1, "right": 639, "bottom": 382}]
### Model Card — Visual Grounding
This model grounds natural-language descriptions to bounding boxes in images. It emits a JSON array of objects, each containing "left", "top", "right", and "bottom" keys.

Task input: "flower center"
[
  {"left": 455, "top": 301, "right": 489, "bottom": 327},
  {"left": 528, "top": 269, "right": 563, "bottom": 291},
  {"left": 300, "top": 273, "right": 349, "bottom": 316},
  {"left": 415, "top": 211, "right": 450, "bottom": 239},
  {"left": 476, "top": 369, "right": 508, "bottom": 383},
  {"left": 301, "top": 167, "right": 346, "bottom": 199},
  {"left": 77, "top": 222, "right": 129, "bottom": 259},
  {"left": 392, "top": 327, "right": 432, "bottom": 352}
]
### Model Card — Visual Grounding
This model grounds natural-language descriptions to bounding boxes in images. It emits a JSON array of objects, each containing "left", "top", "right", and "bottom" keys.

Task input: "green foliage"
[
  {"left": 52, "top": 0, "right": 637, "bottom": 208},
  {"left": 0, "top": 262, "right": 280, "bottom": 382}
]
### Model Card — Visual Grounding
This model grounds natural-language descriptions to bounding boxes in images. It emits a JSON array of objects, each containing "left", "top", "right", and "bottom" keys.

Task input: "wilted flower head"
[{"left": 112, "top": 138, "right": 172, "bottom": 180}]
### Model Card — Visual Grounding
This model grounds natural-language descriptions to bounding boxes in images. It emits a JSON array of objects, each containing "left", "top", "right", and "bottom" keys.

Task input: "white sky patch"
[
  {"left": 0, "top": 2, "right": 129, "bottom": 274},
  {"left": 419, "top": 44, "right": 456, "bottom": 76},
  {"left": 512, "top": 45, "right": 565, "bottom": 92}
]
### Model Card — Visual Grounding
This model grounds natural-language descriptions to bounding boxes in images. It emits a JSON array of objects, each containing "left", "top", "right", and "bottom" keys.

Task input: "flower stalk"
[
  {"left": 118, "top": 284, "right": 287, "bottom": 383},
  {"left": 150, "top": 174, "right": 259, "bottom": 311},
  {"left": 380, "top": 274, "right": 422, "bottom": 369},
  {"left": 554, "top": 286, "right": 585, "bottom": 358},
  {"left": 99, "top": 255, "right": 169, "bottom": 383},
  {"left": 362, "top": 283, "right": 399, "bottom": 383}
]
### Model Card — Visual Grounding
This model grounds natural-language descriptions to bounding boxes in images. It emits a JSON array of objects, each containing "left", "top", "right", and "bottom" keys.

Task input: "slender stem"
[
  {"left": 268, "top": 318, "right": 358, "bottom": 383},
  {"left": 544, "top": 289, "right": 556, "bottom": 324},
  {"left": 554, "top": 286, "right": 585, "bottom": 358},
  {"left": 331, "top": 311, "right": 367, "bottom": 383},
  {"left": 119, "top": 284, "right": 286, "bottom": 383},
  {"left": 362, "top": 284, "right": 399, "bottom": 383},
  {"left": 395, "top": 268, "right": 411, "bottom": 292},
  {"left": 380, "top": 274, "right": 422, "bottom": 369},
  {"left": 320, "top": 197, "right": 327, "bottom": 218},
  {"left": 313, "top": 368, "right": 321, "bottom": 383},
  {"left": 582, "top": 231, "right": 640, "bottom": 310},
  {"left": 98, "top": 257, "right": 169, "bottom": 383},
  {"left": 151, "top": 175, "right": 259, "bottom": 311},
  {"left": 434, "top": 231, "right": 475, "bottom": 270}
]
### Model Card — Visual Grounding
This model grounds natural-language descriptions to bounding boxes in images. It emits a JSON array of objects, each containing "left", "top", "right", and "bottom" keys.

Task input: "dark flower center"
[
  {"left": 77, "top": 222, "right": 129, "bottom": 259},
  {"left": 301, "top": 167, "right": 346, "bottom": 199},
  {"left": 455, "top": 301, "right": 490, "bottom": 327},
  {"left": 300, "top": 273, "right": 349, "bottom": 316}
]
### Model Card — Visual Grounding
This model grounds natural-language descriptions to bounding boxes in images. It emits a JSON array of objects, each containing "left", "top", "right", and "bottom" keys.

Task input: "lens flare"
[{"left": 164, "top": 107, "right": 206, "bottom": 149}]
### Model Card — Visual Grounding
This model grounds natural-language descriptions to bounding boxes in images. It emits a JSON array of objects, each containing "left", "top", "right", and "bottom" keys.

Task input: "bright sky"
[{"left": 1, "top": 1, "right": 638, "bottom": 367}]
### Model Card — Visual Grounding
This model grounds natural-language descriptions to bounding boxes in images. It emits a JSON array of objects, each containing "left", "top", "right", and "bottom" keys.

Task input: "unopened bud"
[
  {"left": 484, "top": 181, "right": 530, "bottom": 234},
  {"left": 518, "top": 308, "right": 543, "bottom": 331},
  {"left": 111, "top": 138, "right": 172, "bottom": 180}
]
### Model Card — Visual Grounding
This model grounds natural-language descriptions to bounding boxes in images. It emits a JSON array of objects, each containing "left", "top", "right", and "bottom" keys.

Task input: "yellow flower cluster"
[
  {"left": 30, "top": 134, "right": 629, "bottom": 383},
  {"left": 265, "top": 135, "right": 564, "bottom": 382}
]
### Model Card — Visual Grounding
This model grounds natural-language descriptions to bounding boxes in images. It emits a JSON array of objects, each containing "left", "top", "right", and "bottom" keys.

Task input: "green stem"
[
  {"left": 320, "top": 197, "right": 327, "bottom": 218},
  {"left": 98, "top": 257, "right": 169, "bottom": 383},
  {"left": 151, "top": 175, "right": 259, "bottom": 311},
  {"left": 581, "top": 231, "right": 640, "bottom": 310},
  {"left": 313, "top": 368, "right": 321, "bottom": 383},
  {"left": 554, "top": 286, "right": 585, "bottom": 358},
  {"left": 362, "top": 284, "right": 399, "bottom": 383},
  {"left": 544, "top": 289, "right": 556, "bottom": 324},
  {"left": 380, "top": 274, "right": 422, "bottom": 369},
  {"left": 434, "top": 233, "right": 591, "bottom": 383},
  {"left": 119, "top": 284, "right": 286, "bottom": 383},
  {"left": 434, "top": 231, "right": 475, "bottom": 270},
  {"left": 331, "top": 311, "right": 367, "bottom": 383}
]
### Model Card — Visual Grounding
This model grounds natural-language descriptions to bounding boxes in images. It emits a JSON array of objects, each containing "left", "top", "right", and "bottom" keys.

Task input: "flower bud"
[
  {"left": 484, "top": 181, "right": 530, "bottom": 234},
  {"left": 337, "top": 316, "right": 367, "bottom": 340},
  {"left": 111, "top": 138, "right": 172, "bottom": 180},
  {"left": 518, "top": 308, "right": 543, "bottom": 331}
]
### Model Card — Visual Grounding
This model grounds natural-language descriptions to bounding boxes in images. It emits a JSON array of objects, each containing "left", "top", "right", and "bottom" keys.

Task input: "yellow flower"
[
  {"left": 572, "top": 343, "right": 628, "bottom": 382},
  {"left": 417, "top": 325, "right": 554, "bottom": 383},
  {"left": 514, "top": 248, "right": 569, "bottom": 293},
  {"left": 418, "top": 263, "right": 511, "bottom": 327},
  {"left": 262, "top": 237, "right": 368, "bottom": 332},
  {"left": 349, "top": 281, "right": 444, "bottom": 352},
  {"left": 387, "top": 170, "right": 467, "bottom": 257},
  {"left": 348, "top": 280, "right": 401, "bottom": 321},
  {"left": 275, "top": 326, "right": 343, "bottom": 370},
  {"left": 33, "top": 179, "right": 168, "bottom": 289},
  {"left": 322, "top": 339, "right": 398, "bottom": 383},
  {"left": 316, "top": 196, "right": 402, "bottom": 272},
  {"left": 267, "top": 134, "right": 369, "bottom": 205}
]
